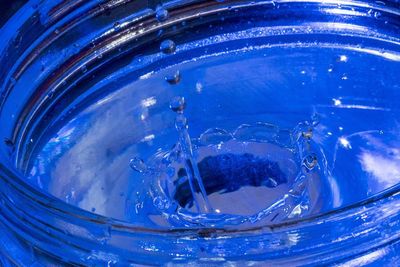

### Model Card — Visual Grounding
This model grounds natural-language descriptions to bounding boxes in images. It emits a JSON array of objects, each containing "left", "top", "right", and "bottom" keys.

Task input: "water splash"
[{"left": 169, "top": 97, "right": 212, "bottom": 213}]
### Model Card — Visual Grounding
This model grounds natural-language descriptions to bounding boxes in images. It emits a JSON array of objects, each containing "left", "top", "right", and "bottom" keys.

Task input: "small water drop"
[
  {"left": 169, "top": 96, "right": 186, "bottom": 113},
  {"left": 302, "top": 153, "right": 318, "bottom": 170},
  {"left": 54, "top": 29, "right": 60, "bottom": 34},
  {"left": 327, "top": 64, "right": 334, "bottom": 72},
  {"left": 196, "top": 82, "right": 203, "bottom": 93},
  {"left": 337, "top": 55, "right": 348, "bottom": 62},
  {"left": 165, "top": 70, "right": 181, "bottom": 85},
  {"left": 374, "top": 11, "right": 382, "bottom": 19},
  {"left": 341, "top": 74, "right": 348, "bottom": 80},
  {"left": 130, "top": 157, "right": 147, "bottom": 173},
  {"left": 156, "top": 6, "right": 169, "bottom": 22},
  {"left": 91, "top": 207, "right": 96, "bottom": 212},
  {"left": 160, "top": 39, "right": 176, "bottom": 54},
  {"left": 153, "top": 196, "right": 170, "bottom": 210},
  {"left": 175, "top": 114, "right": 188, "bottom": 130},
  {"left": 113, "top": 21, "right": 120, "bottom": 28}
]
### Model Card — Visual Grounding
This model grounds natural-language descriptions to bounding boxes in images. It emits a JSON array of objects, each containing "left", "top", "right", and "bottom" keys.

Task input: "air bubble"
[
  {"left": 169, "top": 96, "right": 186, "bottom": 113},
  {"left": 165, "top": 70, "right": 181, "bottom": 85},
  {"left": 156, "top": 7, "right": 169, "bottom": 22},
  {"left": 160, "top": 39, "right": 176, "bottom": 54},
  {"left": 130, "top": 157, "right": 147, "bottom": 173}
]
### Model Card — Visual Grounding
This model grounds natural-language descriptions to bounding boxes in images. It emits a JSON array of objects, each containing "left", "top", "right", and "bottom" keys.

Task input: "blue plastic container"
[{"left": 1, "top": 0, "right": 400, "bottom": 265}]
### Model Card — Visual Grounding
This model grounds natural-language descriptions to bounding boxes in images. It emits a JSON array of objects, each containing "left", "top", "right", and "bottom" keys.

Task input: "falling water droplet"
[
  {"left": 130, "top": 157, "right": 147, "bottom": 173},
  {"left": 169, "top": 96, "right": 186, "bottom": 113},
  {"left": 175, "top": 114, "right": 188, "bottom": 130},
  {"left": 156, "top": 6, "right": 169, "bottom": 22},
  {"left": 160, "top": 39, "right": 176, "bottom": 54},
  {"left": 165, "top": 70, "right": 181, "bottom": 85}
]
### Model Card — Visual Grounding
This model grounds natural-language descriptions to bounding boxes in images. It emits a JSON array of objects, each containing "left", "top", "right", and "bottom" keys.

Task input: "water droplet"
[
  {"left": 54, "top": 29, "right": 60, "bottom": 34},
  {"left": 196, "top": 82, "right": 203, "bottom": 93},
  {"left": 169, "top": 96, "right": 186, "bottom": 113},
  {"left": 199, "top": 128, "right": 233, "bottom": 145},
  {"left": 302, "top": 153, "right": 318, "bottom": 170},
  {"left": 113, "top": 21, "right": 120, "bottom": 28},
  {"left": 175, "top": 114, "right": 188, "bottom": 130},
  {"left": 165, "top": 70, "right": 181, "bottom": 85},
  {"left": 153, "top": 196, "right": 170, "bottom": 210},
  {"left": 160, "top": 39, "right": 176, "bottom": 54},
  {"left": 91, "top": 207, "right": 96, "bottom": 212},
  {"left": 341, "top": 74, "right": 348, "bottom": 80},
  {"left": 130, "top": 157, "right": 147, "bottom": 173},
  {"left": 337, "top": 55, "right": 348, "bottom": 62},
  {"left": 156, "top": 6, "right": 169, "bottom": 22},
  {"left": 328, "top": 64, "right": 334, "bottom": 72},
  {"left": 374, "top": 11, "right": 382, "bottom": 19}
]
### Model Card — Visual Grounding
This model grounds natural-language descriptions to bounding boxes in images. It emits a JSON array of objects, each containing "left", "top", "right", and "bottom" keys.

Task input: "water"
[{"left": 5, "top": 0, "right": 398, "bottom": 233}]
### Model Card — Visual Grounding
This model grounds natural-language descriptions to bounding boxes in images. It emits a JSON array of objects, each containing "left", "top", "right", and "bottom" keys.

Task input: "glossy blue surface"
[{"left": 1, "top": 0, "right": 400, "bottom": 265}]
